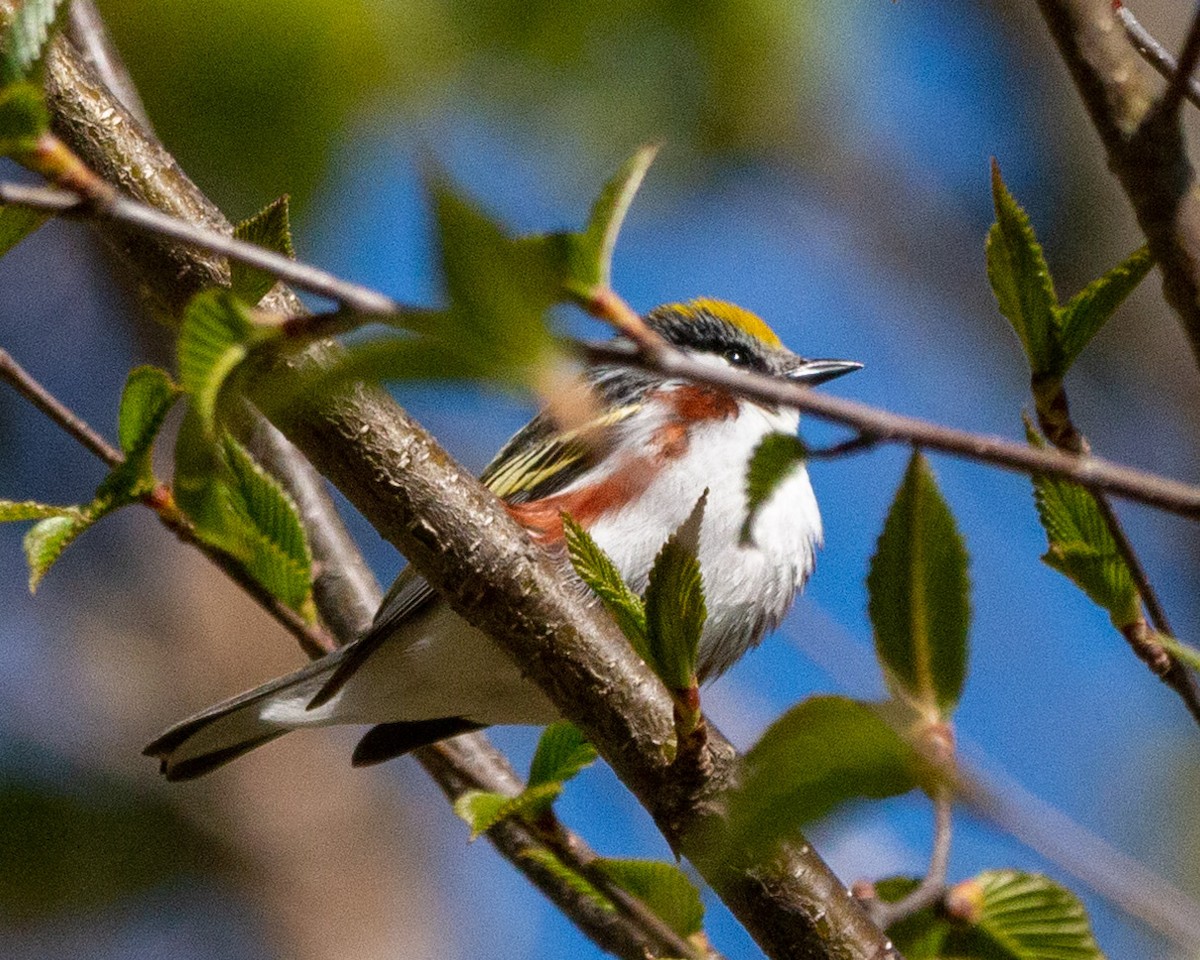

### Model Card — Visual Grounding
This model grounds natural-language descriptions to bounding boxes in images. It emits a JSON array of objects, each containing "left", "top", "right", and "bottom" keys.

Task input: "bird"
[{"left": 146, "top": 299, "right": 861, "bottom": 780}]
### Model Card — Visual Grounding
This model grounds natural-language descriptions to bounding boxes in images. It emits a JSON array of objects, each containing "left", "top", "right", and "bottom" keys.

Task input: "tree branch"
[
  {"left": 4, "top": 179, "right": 1200, "bottom": 523},
  {"left": 1036, "top": 0, "right": 1200, "bottom": 369},
  {"left": 1115, "top": 2, "right": 1200, "bottom": 111},
  {"left": 9, "top": 14, "right": 891, "bottom": 958}
]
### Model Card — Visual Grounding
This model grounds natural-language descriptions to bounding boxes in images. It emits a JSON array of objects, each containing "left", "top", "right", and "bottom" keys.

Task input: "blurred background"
[{"left": 1, "top": 0, "right": 1199, "bottom": 957}]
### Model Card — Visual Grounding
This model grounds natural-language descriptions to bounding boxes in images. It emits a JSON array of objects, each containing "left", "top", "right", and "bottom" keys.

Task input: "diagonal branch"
[
  {"left": 8, "top": 11, "right": 879, "bottom": 958},
  {"left": 1115, "top": 2, "right": 1200, "bottom": 111},
  {"left": 4, "top": 177, "right": 1200, "bottom": 522}
]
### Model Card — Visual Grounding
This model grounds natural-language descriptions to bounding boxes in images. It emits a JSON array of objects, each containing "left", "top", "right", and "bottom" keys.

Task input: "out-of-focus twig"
[
  {"left": 66, "top": 0, "right": 154, "bottom": 132},
  {"left": 1114, "top": 1, "right": 1200, "bottom": 111}
]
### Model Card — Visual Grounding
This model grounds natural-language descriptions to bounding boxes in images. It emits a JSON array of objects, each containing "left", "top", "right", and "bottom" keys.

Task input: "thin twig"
[
  {"left": 0, "top": 181, "right": 402, "bottom": 314},
  {"left": 1114, "top": 1, "right": 1200, "bottom": 111},
  {"left": 868, "top": 789, "right": 953, "bottom": 928},
  {"left": 4, "top": 179, "right": 1200, "bottom": 522},
  {"left": 1150, "top": 0, "right": 1200, "bottom": 118},
  {"left": 583, "top": 339, "right": 1200, "bottom": 520},
  {"left": 0, "top": 348, "right": 337, "bottom": 657}
]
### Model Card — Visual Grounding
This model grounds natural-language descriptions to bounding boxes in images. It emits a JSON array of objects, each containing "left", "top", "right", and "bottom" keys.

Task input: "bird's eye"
[{"left": 723, "top": 347, "right": 749, "bottom": 366}]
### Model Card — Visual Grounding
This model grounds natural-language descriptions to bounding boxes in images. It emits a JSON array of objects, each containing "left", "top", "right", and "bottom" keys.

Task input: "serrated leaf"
[
  {"left": 562, "top": 512, "right": 648, "bottom": 653},
  {"left": 231, "top": 195, "right": 294, "bottom": 305},
  {"left": 593, "top": 858, "right": 704, "bottom": 939},
  {"left": 172, "top": 407, "right": 238, "bottom": 553},
  {"left": 223, "top": 436, "right": 313, "bottom": 612},
  {"left": 0, "top": 500, "right": 81, "bottom": 523},
  {"left": 1056, "top": 244, "right": 1152, "bottom": 374},
  {"left": 867, "top": 452, "right": 970, "bottom": 715},
  {"left": 1027, "top": 427, "right": 1139, "bottom": 629},
  {"left": 518, "top": 848, "right": 613, "bottom": 909},
  {"left": 0, "top": 81, "right": 48, "bottom": 156},
  {"left": 23, "top": 511, "right": 91, "bottom": 591},
  {"left": 725, "top": 696, "right": 921, "bottom": 862},
  {"left": 105, "top": 366, "right": 179, "bottom": 497},
  {"left": 0, "top": 0, "right": 67, "bottom": 83},
  {"left": 576, "top": 144, "right": 658, "bottom": 294},
  {"left": 528, "top": 721, "right": 598, "bottom": 789},
  {"left": 643, "top": 492, "right": 707, "bottom": 691},
  {"left": 177, "top": 289, "right": 258, "bottom": 435},
  {"left": 881, "top": 871, "right": 1105, "bottom": 960},
  {"left": 987, "top": 161, "right": 1059, "bottom": 376},
  {"left": 741, "top": 432, "right": 807, "bottom": 545},
  {"left": 0, "top": 203, "right": 48, "bottom": 258},
  {"left": 452, "top": 783, "right": 564, "bottom": 840}
]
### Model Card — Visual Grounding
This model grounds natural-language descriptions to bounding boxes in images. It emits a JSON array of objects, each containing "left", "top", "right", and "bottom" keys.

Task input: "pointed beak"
[{"left": 786, "top": 358, "right": 863, "bottom": 386}]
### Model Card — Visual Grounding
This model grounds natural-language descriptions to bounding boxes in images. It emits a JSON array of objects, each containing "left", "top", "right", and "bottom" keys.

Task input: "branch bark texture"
[
  {"left": 13, "top": 12, "right": 898, "bottom": 959},
  {"left": 1037, "top": 0, "right": 1200, "bottom": 368}
]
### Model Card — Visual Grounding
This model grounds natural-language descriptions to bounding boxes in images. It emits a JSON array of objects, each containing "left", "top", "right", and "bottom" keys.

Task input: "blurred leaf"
[
  {"left": 0, "top": 500, "right": 81, "bottom": 522},
  {"left": 0, "top": 779, "right": 221, "bottom": 923},
  {"left": 1057, "top": 244, "right": 1152, "bottom": 374},
  {"left": 453, "top": 783, "right": 563, "bottom": 840},
  {"left": 880, "top": 871, "right": 1105, "bottom": 960},
  {"left": 431, "top": 176, "right": 561, "bottom": 388},
  {"left": 0, "top": 81, "right": 48, "bottom": 156},
  {"left": 177, "top": 289, "right": 259, "bottom": 435},
  {"left": 223, "top": 435, "right": 313, "bottom": 613},
  {"left": 987, "top": 160, "right": 1058, "bottom": 376},
  {"left": 593, "top": 858, "right": 704, "bottom": 938},
  {"left": 0, "top": 203, "right": 48, "bottom": 258},
  {"left": 23, "top": 511, "right": 91, "bottom": 591},
  {"left": 1027, "top": 425, "right": 1139, "bottom": 629},
  {"left": 172, "top": 406, "right": 237, "bottom": 551},
  {"left": 231, "top": 195, "right": 294, "bottom": 304},
  {"left": 562, "top": 512, "right": 648, "bottom": 653},
  {"left": 1156, "top": 633, "right": 1200, "bottom": 673},
  {"left": 528, "top": 720, "right": 598, "bottom": 789},
  {"left": 519, "top": 848, "right": 611, "bottom": 909},
  {"left": 643, "top": 492, "right": 707, "bottom": 691},
  {"left": 726, "top": 696, "right": 920, "bottom": 861},
  {"left": 741, "top": 432, "right": 807, "bottom": 545},
  {"left": 0, "top": 0, "right": 67, "bottom": 83},
  {"left": 867, "top": 452, "right": 970, "bottom": 715}
]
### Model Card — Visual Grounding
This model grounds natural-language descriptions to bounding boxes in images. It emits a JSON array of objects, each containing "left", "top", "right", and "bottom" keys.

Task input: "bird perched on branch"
[{"left": 147, "top": 299, "right": 860, "bottom": 779}]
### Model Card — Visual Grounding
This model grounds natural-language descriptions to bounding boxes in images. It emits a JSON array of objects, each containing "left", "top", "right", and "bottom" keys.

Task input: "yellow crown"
[{"left": 661, "top": 298, "right": 783, "bottom": 349}]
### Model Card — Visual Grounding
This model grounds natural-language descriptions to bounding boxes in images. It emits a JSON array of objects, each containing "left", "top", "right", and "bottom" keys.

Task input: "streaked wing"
[
  {"left": 480, "top": 402, "right": 640, "bottom": 504},
  {"left": 308, "top": 399, "right": 640, "bottom": 710}
]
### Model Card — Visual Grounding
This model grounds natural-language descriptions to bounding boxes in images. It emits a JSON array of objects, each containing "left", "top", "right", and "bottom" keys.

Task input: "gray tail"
[{"left": 144, "top": 654, "right": 342, "bottom": 781}]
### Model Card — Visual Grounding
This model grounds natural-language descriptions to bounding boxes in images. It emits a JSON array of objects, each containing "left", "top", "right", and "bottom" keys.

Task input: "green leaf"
[
  {"left": 528, "top": 721, "right": 598, "bottom": 789},
  {"left": 23, "top": 511, "right": 91, "bottom": 591},
  {"left": 881, "top": 871, "right": 1105, "bottom": 960},
  {"left": 1027, "top": 425, "right": 1139, "bottom": 629},
  {"left": 575, "top": 144, "right": 659, "bottom": 294},
  {"left": 0, "top": 500, "right": 81, "bottom": 522},
  {"left": 431, "top": 176, "right": 560, "bottom": 388},
  {"left": 725, "top": 696, "right": 921, "bottom": 861},
  {"left": 223, "top": 436, "right": 313, "bottom": 612},
  {"left": 987, "top": 160, "right": 1059, "bottom": 376},
  {"left": 0, "top": 81, "right": 48, "bottom": 156},
  {"left": 1057, "top": 245, "right": 1153, "bottom": 375},
  {"left": 518, "top": 848, "right": 612, "bottom": 909},
  {"left": 562, "top": 512, "right": 648, "bottom": 653},
  {"left": 231, "top": 195, "right": 294, "bottom": 305},
  {"left": 0, "top": 0, "right": 68, "bottom": 83},
  {"left": 172, "top": 407, "right": 237, "bottom": 552},
  {"left": 0, "top": 202, "right": 49, "bottom": 258},
  {"left": 593, "top": 858, "right": 704, "bottom": 939},
  {"left": 1155, "top": 633, "right": 1200, "bottom": 673},
  {"left": 104, "top": 366, "right": 179, "bottom": 498},
  {"left": 867, "top": 452, "right": 970, "bottom": 715},
  {"left": 643, "top": 492, "right": 708, "bottom": 691},
  {"left": 452, "top": 783, "right": 564, "bottom": 840},
  {"left": 741, "top": 432, "right": 807, "bottom": 545},
  {"left": 177, "top": 289, "right": 258, "bottom": 435}
]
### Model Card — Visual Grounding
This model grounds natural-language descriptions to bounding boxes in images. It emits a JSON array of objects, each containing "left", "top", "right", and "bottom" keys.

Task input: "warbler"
[{"left": 147, "top": 299, "right": 860, "bottom": 779}]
